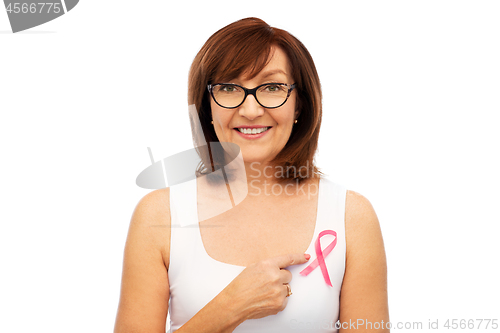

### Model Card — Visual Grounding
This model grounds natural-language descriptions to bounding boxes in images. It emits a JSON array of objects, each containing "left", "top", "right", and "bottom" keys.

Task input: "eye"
[
  {"left": 219, "top": 84, "right": 239, "bottom": 93},
  {"left": 263, "top": 84, "right": 286, "bottom": 93}
]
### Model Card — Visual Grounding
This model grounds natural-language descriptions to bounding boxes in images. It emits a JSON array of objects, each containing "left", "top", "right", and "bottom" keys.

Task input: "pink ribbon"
[{"left": 299, "top": 230, "right": 337, "bottom": 287}]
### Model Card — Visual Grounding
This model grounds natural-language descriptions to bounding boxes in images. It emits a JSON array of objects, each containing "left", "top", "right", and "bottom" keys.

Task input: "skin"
[
  {"left": 211, "top": 47, "right": 298, "bottom": 177},
  {"left": 211, "top": 47, "right": 299, "bottom": 194},
  {"left": 114, "top": 47, "right": 389, "bottom": 332}
]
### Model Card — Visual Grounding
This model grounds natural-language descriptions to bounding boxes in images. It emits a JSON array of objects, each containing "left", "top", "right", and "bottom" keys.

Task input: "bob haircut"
[{"left": 188, "top": 17, "right": 323, "bottom": 183}]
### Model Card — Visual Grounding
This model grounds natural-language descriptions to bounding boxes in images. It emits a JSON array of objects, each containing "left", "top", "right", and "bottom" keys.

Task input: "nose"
[{"left": 238, "top": 94, "right": 264, "bottom": 120}]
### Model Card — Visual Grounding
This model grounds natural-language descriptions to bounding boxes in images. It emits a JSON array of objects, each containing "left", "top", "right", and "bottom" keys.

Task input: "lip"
[
  {"left": 233, "top": 125, "right": 270, "bottom": 129},
  {"left": 234, "top": 126, "right": 272, "bottom": 140}
]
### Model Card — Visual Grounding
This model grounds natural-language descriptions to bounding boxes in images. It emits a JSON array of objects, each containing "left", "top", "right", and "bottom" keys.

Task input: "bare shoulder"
[
  {"left": 114, "top": 188, "right": 172, "bottom": 332},
  {"left": 344, "top": 190, "right": 383, "bottom": 256},
  {"left": 134, "top": 187, "right": 170, "bottom": 217},
  {"left": 345, "top": 190, "right": 378, "bottom": 227},
  {"left": 131, "top": 187, "right": 171, "bottom": 268}
]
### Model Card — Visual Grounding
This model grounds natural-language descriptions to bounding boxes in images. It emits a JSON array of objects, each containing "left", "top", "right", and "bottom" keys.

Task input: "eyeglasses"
[{"left": 207, "top": 83, "right": 296, "bottom": 109}]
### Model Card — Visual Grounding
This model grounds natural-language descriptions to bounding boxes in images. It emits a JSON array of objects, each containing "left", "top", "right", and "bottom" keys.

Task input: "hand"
[{"left": 222, "top": 253, "right": 311, "bottom": 320}]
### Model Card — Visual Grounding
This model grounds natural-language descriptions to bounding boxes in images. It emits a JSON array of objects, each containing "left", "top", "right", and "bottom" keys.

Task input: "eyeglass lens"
[{"left": 212, "top": 84, "right": 290, "bottom": 108}]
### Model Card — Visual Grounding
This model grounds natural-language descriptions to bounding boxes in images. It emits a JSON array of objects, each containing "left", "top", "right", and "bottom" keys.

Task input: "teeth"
[{"left": 238, "top": 127, "right": 269, "bottom": 134}]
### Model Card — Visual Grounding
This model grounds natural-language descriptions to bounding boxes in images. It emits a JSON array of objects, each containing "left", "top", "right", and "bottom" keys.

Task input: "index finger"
[{"left": 271, "top": 253, "right": 311, "bottom": 269}]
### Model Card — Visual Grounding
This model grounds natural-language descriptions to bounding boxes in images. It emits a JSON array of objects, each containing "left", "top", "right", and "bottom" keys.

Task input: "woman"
[{"left": 114, "top": 18, "right": 389, "bottom": 332}]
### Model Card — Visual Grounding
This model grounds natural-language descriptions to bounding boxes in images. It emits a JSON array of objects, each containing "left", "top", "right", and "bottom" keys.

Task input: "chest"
[{"left": 198, "top": 193, "right": 319, "bottom": 266}]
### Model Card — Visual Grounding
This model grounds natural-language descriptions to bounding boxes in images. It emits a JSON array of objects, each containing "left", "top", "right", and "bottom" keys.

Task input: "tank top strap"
[
  {"left": 313, "top": 177, "right": 347, "bottom": 290},
  {"left": 169, "top": 178, "right": 198, "bottom": 228},
  {"left": 168, "top": 179, "right": 200, "bottom": 280},
  {"left": 316, "top": 177, "right": 347, "bottom": 232}
]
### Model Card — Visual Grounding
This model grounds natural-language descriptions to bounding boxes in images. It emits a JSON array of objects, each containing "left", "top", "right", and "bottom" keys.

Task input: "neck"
[
  {"left": 243, "top": 161, "right": 287, "bottom": 197},
  {"left": 219, "top": 160, "right": 313, "bottom": 199}
]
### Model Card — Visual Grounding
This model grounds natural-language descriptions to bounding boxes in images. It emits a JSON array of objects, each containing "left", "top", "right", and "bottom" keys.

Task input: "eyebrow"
[
  {"left": 222, "top": 69, "right": 288, "bottom": 85},
  {"left": 259, "top": 69, "right": 288, "bottom": 79}
]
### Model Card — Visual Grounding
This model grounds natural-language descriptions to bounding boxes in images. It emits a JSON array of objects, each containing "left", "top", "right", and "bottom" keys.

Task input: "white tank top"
[{"left": 168, "top": 176, "right": 347, "bottom": 332}]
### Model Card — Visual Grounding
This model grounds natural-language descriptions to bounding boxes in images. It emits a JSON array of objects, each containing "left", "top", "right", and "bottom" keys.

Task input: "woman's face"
[{"left": 210, "top": 47, "right": 298, "bottom": 165}]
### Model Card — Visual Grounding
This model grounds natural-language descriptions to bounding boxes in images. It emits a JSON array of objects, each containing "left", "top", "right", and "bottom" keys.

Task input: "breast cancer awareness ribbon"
[{"left": 299, "top": 230, "right": 337, "bottom": 287}]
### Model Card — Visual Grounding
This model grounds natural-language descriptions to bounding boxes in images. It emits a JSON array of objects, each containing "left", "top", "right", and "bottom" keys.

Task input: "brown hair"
[{"left": 188, "top": 17, "right": 323, "bottom": 183}]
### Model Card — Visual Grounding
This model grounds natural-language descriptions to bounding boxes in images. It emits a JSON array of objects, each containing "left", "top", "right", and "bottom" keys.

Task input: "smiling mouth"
[{"left": 235, "top": 127, "right": 271, "bottom": 135}]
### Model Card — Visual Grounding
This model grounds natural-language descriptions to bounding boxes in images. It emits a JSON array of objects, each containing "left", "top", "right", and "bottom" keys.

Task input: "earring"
[
  {"left": 211, "top": 120, "right": 214, "bottom": 125},
  {"left": 294, "top": 119, "right": 298, "bottom": 124}
]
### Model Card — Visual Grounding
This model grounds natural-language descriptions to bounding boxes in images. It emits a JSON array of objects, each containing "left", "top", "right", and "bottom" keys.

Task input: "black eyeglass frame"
[{"left": 207, "top": 83, "right": 296, "bottom": 109}]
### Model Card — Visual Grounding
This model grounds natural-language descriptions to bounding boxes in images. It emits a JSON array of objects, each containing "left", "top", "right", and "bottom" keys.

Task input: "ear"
[
  {"left": 294, "top": 94, "right": 301, "bottom": 120},
  {"left": 294, "top": 109, "right": 300, "bottom": 120}
]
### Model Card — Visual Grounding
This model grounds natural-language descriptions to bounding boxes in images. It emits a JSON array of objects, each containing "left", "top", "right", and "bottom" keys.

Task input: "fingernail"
[{"left": 304, "top": 254, "right": 311, "bottom": 260}]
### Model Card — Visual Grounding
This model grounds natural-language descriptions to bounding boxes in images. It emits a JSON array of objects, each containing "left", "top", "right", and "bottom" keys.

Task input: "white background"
[{"left": 1, "top": 1, "right": 499, "bottom": 332}]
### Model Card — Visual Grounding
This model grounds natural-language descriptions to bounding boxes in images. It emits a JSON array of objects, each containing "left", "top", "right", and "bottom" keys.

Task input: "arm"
[
  {"left": 113, "top": 188, "right": 247, "bottom": 333},
  {"left": 113, "top": 189, "right": 171, "bottom": 332},
  {"left": 339, "top": 190, "right": 390, "bottom": 332}
]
